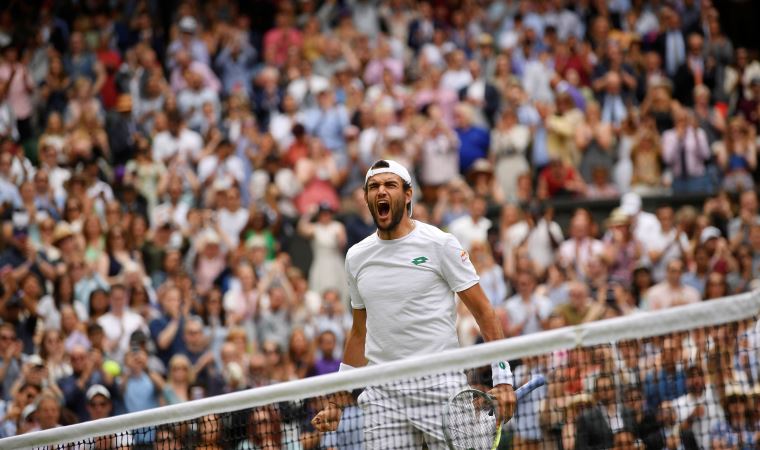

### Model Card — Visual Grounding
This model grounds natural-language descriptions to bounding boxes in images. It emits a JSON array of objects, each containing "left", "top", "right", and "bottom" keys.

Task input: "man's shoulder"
[{"left": 346, "top": 233, "right": 377, "bottom": 260}]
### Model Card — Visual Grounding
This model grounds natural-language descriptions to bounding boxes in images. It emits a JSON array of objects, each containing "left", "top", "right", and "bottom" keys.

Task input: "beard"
[{"left": 370, "top": 195, "right": 407, "bottom": 232}]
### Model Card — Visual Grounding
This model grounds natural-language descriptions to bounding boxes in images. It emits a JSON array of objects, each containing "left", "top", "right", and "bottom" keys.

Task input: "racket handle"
[{"left": 514, "top": 374, "right": 546, "bottom": 400}]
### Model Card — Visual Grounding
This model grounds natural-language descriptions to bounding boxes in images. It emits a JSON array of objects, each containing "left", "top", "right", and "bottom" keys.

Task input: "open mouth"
[{"left": 377, "top": 200, "right": 390, "bottom": 219}]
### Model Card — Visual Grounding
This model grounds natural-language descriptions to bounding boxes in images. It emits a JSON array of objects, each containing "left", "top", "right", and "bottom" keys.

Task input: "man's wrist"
[{"left": 491, "top": 361, "right": 512, "bottom": 387}]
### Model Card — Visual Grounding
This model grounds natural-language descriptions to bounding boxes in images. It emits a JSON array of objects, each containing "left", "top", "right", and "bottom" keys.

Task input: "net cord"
[{"left": 2, "top": 290, "right": 758, "bottom": 450}]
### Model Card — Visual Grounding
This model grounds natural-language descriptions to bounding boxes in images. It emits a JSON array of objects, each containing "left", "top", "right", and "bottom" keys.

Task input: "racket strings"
[{"left": 444, "top": 392, "right": 498, "bottom": 449}]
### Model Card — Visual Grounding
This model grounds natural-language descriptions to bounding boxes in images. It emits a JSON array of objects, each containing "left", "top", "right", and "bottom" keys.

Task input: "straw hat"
[
  {"left": 564, "top": 393, "right": 593, "bottom": 411},
  {"left": 606, "top": 208, "right": 631, "bottom": 227},
  {"left": 724, "top": 383, "right": 749, "bottom": 400},
  {"left": 469, "top": 158, "right": 494, "bottom": 175},
  {"left": 52, "top": 223, "right": 75, "bottom": 245}
]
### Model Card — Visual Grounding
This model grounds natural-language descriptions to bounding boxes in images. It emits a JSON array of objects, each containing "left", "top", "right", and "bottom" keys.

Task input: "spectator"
[
  {"left": 0, "top": 323, "right": 23, "bottom": 401},
  {"left": 448, "top": 195, "right": 491, "bottom": 252},
  {"left": 673, "top": 365, "right": 725, "bottom": 450},
  {"left": 661, "top": 108, "right": 712, "bottom": 194},
  {"left": 35, "top": 393, "right": 62, "bottom": 431},
  {"left": 647, "top": 205, "right": 689, "bottom": 283},
  {"left": 553, "top": 281, "right": 605, "bottom": 327},
  {"left": 646, "top": 259, "right": 701, "bottom": 310},
  {"left": 709, "top": 386, "right": 758, "bottom": 450},
  {"left": 643, "top": 400, "right": 699, "bottom": 450},
  {"left": 602, "top": 209, "right": 642, "bottom": 287},
  {"left": 502, "top": 270, "right": 552, "bottom": 337},
  {"left": 469, "top": 240, "right": 507, "bottom": 308},
  {"left": 643, "top": 337, "right": 688, "bottom": 413},
  {"left": 98, "top": 284, "right": 148, "bottom": 362},
  {"left": 491, "top": 109, "right": 530, "bottom": 196},
  {"left": 453, "top": 103, "right": 490, "bottom": 174},
  {"left": 162, "top": 354, "right": 193, "bottom": 405},
  {"left": 575, "top": 373, "right": 625, "bottom": 450},
  {"left": 297, "top": 203, "right": 347, "bottom": 302},
  {"left": 673, "top": 33, "right": 716, "bottom": 107},
  {"left": 714, "top": 117, "right": 757, "bottom": 193},
  {"left": 309, "top": 330, "right": 340, "bottom": 377},
  {"left": 558, "top": 211, "right": 604, "bottom": 281}
]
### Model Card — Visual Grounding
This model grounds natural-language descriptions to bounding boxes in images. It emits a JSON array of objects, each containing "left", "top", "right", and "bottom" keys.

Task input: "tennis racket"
[{"left": 442, "top": 374, "right": 546, "bottom": 450}]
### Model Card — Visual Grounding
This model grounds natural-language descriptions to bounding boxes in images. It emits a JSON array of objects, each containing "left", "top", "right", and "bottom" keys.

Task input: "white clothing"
[
  {"left": 440, "top": 69, "right": 472, "bottom": 93},
  {"left": 673, "top": 385, "right": 724, "bottom": 450},
  {"left": 418, "top": 133, "right": 459, "bottom": 186},
  {"left": 558, "top": 238, "right": 605, "bottom": 278},
  {"left": 268, "top": 112, "right": 303, "bottom": 150},
  {"left": 217, "top": 207, "right": 249, "bottom": 248},
  {"left": 358, "top": 373, "right": 468, "bottom": 450},
  {"left": 151, "top": 129, "right": 203, "bottom": 164},
  {"left": 197, "top": 154, "right": 245, "bottom": 185},
  {"left": 286, "top": 75, "right": 329, "bottom": 107},
  {"left": 97, "top": 310, "right": 148, "bottom": 362},
  {"left": 448, "top": 215, "right": 492, "bottom": 252},
  {"left": 346, "top": 221, "right": 479, "bottom": 365},
  {"left": 151, "top": 201, "right": 190, "bottom": 231},
  {"left": 505, "top": 220, "right": 564, "bottom": 272},
  {"left": 36, "top": 296, "right": 88, "bottom": 331},
  {"left": 490, "top": 125, "right": 531, "bottom": 201},
  {"left": 646, "top": 228, "right": 689, "bottom": 282},
  {"left": 632, "top": 212, "right": 661, "bottom": 250},
  {"left": 503, "top": 293, "right": 553, "bottom": 335},
  {"left": 309, "top": 221, "right": 348, "bottom": 302}
]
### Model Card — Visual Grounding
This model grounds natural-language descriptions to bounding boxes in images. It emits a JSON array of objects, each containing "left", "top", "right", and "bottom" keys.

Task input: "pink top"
[
  {"left": 263, "top": 28, "right": 303, "bottom": 67},
  {"left": 0, "top": 63, "right": 34, "bottom": 119}
]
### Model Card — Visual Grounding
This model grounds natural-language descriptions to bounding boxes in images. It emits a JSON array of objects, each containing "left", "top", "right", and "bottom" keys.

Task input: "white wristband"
[
  {"left": 491, "top": 361, "right": 513, "bottom": 387},
  {"left": 339, "top": 363, "right": 355, "bottom": 372}
]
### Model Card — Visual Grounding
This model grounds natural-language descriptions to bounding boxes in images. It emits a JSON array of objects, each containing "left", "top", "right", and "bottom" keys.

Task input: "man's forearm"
[
  {"left": 341, "top": 330, "right": 367, "bottom": 368},
  {"left": 477, "top": 307, "right": 504, "bottom": 342}
]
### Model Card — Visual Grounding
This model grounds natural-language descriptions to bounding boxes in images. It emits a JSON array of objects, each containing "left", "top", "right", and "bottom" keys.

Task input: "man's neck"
[{"left": 377, "top": 217, "right": 415, "bottom": 240}]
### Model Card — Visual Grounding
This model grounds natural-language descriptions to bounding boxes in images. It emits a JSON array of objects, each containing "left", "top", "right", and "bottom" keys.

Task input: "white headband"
[
  {"left": 364, "top": 160, "right": 412, "bottom": 187},
  {"left": 364, "top": 160, "right": 414, "bottom": 217}
]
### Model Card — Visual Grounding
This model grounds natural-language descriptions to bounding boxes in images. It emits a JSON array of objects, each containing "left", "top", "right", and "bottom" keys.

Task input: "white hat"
[
  {"left": 179, "top": 16, "right": 198, "bottom": 33},
  {"left": 86, "top": 384, "right": 111, "bottom": 402},
  {"left": 21, "top": 404, "right": 36, "bottom": 422},
  {"left": 27, "top": 354, "right": 45, "bottom": 367},
  {"left": 700, "top": 226, "right": 721, "bottom": 244},
  {"left": 364, "top": 160, "right": 413, "bottom": 188},
  {"left": 620, "top": 192, "right": 642, "bottom": 216}
]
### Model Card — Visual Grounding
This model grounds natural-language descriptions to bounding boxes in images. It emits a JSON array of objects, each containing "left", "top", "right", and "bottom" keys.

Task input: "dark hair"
[
  {"left": 53, "top": 274, "right": 74, "bottom": 311},
  {"left": 594, "top": 372, "right": 616, "bottom": 392},
  {"left": 686, "top": 365, "right": 704, "bottom": 377},
  {"left": 88, "top": 289, "right": 110, "bottom": 319}
]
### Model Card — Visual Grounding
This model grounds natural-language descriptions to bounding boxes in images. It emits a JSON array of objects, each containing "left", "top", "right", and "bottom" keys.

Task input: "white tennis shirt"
[{"left": 346, "top": 220, "right": 480, "bottom": 365}]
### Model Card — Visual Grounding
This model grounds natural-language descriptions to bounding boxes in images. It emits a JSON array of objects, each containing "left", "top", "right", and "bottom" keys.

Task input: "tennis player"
[{"left": 312, "top": 160, "right": 516, "bottom": 449}]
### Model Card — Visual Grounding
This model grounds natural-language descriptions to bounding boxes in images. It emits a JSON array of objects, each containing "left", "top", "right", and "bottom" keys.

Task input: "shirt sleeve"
[
  {"left": 346, "top": 258, "right": 365, "bottom": 310},
  {"left": 439, "top": 233, "right": 480, "bottom": 292}
]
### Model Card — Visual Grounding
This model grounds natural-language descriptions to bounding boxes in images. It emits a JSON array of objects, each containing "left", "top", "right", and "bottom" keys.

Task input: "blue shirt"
[
  {"left": 149, "top": 316, "right": 188, "bottom": 366},
  {"left": 302, "top": 105, "right": 350, "bottom": 156},
  {"left": 214, "top": 46, "right": 257, "bottom": 97},
  {"left": 644, "top": 367, "right": 687, "bottom": 412},
  {"left": 123, "top": 372, "right": 159, "bottom": 413},
  {"left": 455, "top": 126, "right": 490, "bottom": 174}
]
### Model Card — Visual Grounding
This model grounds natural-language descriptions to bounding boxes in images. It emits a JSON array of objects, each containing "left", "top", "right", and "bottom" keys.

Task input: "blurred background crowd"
[{"left": 0, "top": 0, "right": 760, "bottom": 446}]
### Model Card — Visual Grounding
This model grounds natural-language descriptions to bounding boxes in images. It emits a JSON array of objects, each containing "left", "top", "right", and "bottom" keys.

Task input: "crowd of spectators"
[{"left": 0, "top": 0, "right": 759, "bottom": 447}]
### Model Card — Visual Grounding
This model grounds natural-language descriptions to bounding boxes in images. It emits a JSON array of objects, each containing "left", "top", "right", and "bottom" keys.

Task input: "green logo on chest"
[{"left": 411, "top": 256, "right": 429, "bottom": 266}]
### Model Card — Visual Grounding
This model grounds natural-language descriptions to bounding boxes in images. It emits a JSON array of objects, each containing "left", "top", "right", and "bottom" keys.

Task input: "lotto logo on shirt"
[
  {"left": 411, "top": 256, "right": 429, "bottom": 266},
  {"left": 460, "top": 250, "right": 469, "bottom": 263}
]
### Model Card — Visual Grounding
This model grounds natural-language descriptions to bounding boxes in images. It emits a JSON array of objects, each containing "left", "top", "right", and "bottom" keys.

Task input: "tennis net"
[{"left": 3, "top": 291, "right": 759, "bottom": 450}]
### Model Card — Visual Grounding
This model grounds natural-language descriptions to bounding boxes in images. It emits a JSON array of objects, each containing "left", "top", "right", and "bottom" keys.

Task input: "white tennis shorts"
[{"left": 357, "top": 372, "right": 468, "bottom": 450}]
